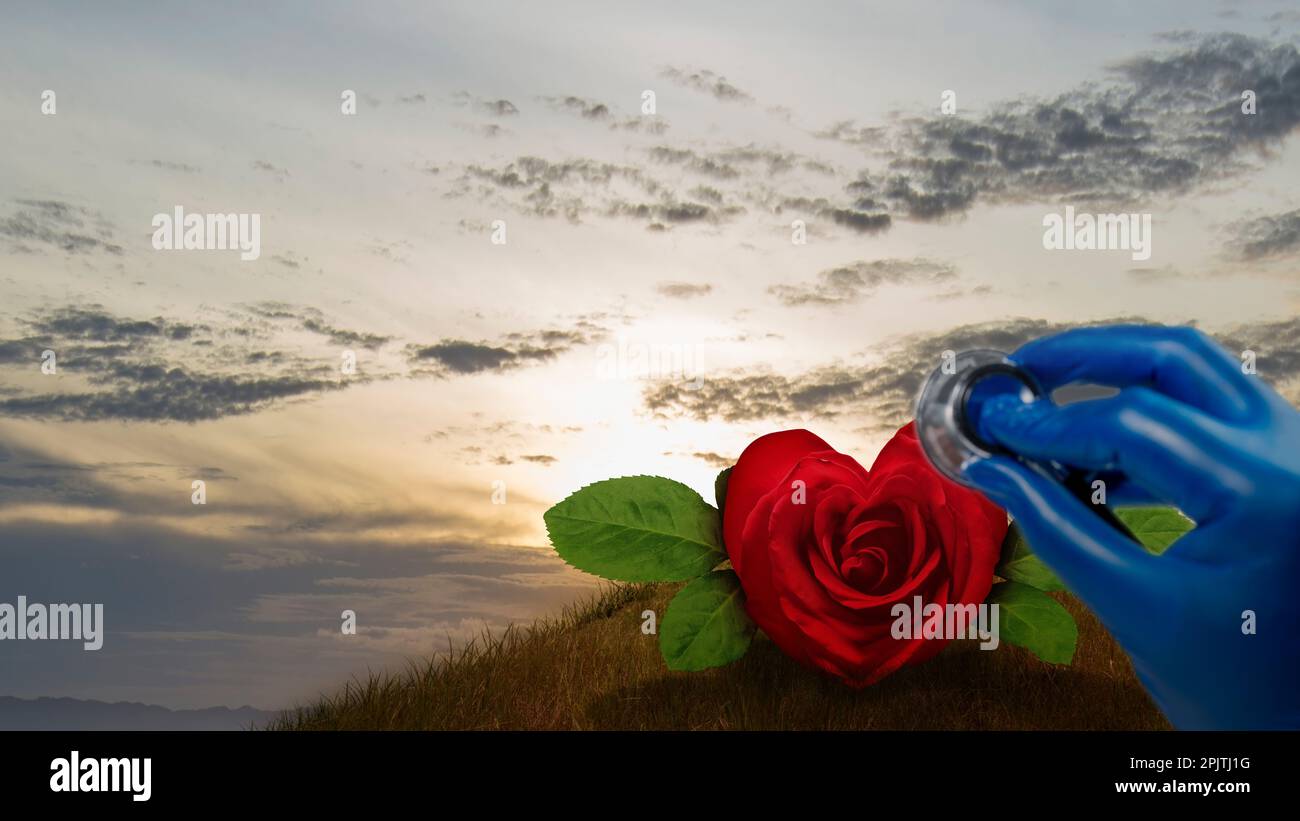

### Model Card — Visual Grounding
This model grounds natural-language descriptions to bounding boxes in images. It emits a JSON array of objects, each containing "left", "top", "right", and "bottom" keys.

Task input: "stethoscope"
[{"left": 914, "top": 349, "right": 1139, "bottom": 544}]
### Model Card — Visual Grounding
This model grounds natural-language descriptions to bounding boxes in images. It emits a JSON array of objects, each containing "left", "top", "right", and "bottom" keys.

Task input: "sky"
[{"left": 1, "top": 0, "right": 1298, "bottom": 709}]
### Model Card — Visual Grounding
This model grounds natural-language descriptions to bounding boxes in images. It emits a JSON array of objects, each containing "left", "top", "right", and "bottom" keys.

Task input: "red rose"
[{"left": 723, "top": 422, "right": 1006, "bottom": 686}]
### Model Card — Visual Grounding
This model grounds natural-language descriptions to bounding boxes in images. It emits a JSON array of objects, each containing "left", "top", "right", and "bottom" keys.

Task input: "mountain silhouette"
[{"left": 0, "top": 696, "right": 276, "bottom": 730}]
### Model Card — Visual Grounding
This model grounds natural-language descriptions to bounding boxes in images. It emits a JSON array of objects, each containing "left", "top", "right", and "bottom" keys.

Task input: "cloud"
[
  {"left": 251, "top": 160, "right": 289, "bottom": 179},
  {"left": 642, "top": 318, "right": 1121, "bottom": 429},
  {"left": 300, "top": 318, "right": 390, "bottom": 350},
  {"left": 644, "top": 315, "right": 1300, "bottom": 430},
  {"left": 687, "top": 451, "right": 732, "bottom": 468},
  {"left": 825, "top": 207, "right": 892, "bottom": 233},
  {"left": 452, "top": 91, "right": 519, "bottom": 116},
  {"left": 0, "top": 305, "right": 378, "bottom": 423},
  {"left": 0, "top": 199, "right": 123, "bottom": 255},
  {"left": 147, "top": 159, "right": 201, "bottom": 174},
  {"left": 0, "top": 369, "right": 342, "bottom": 423},
  {"left": 459, "top": 155, "right": 671, "bottom": 221},
  {"left": 0, "top": 511, "right": 596, "bottom": 707},
  {"left": 606, "top": 198, "right": 741, "bottom": 225},
  {"left": 656, "top": 281, "right": 713, "bottom": 299},
  {"left": 541, "top": 95, "right": 611, "bottom": 120},
  {"left": 409, "top": 342, "right": 528, "bottom": 374},
  {"left": 30, "top": 307, "right": 201, "bottom": 341},
  {"left": 406, "top": 325, "right": 604, "bottom": 376},
  {"left": 1224, "top": 207, "right": 1300, "bottom": 260},
  {"left": 768, "top": 258, "right": 958, "bottom": 306},
  {"left": 813, "top": 121, "right": 888, "bottom": 148},
  {"left": 246, "top": 303, "right": 391, "bottom": 350},
  {"left": 648, "top": 144, "right": 830, "bottom": 179},
  {"left": 455, "top": 122, "right": 512, "bottom": 138},
  {"left": 454, "top": 142, "right": 842, "bottom": 230},
  {"left": 610, "top": 116, "right": 670, "bottom": 135},
  {"left": 465, "top": 156, "right": 653, "bottom": 190},
  {"left": 821, "top": 34, "right": 1300, "bottom": 222},
  {"left": 660, "top": 67, "right": 754, "bottom": 103},
  {"left": 0, "top": 445, "right": 236, "bottom": 511}
]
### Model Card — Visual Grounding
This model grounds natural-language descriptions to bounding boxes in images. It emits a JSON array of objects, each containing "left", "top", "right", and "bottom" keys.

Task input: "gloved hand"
[{"left": 962, "top": 324, "right": 1300, "bottom": 730}]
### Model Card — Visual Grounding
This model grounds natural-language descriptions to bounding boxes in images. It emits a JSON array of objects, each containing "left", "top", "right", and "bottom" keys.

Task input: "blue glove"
[{"left": 962, "top": 325, "right": 1300, "bottom": 730}]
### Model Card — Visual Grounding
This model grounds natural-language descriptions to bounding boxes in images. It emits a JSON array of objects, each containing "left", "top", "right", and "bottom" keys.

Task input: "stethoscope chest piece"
[
  {"left": 915, "top": 349, "right": 1044, "bottom": 488},
  {"left": 915, "top": 348, "right": 1141, "bottom": 544}
]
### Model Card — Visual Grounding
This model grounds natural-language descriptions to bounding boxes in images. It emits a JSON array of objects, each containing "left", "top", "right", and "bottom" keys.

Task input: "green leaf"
[
  {"left": 714, "top": 466, "right": 732, "bottom": 516},
  {"left": 1115, "top": 506, "right": 1194, "bottom": 554},
  {"left": 997, "top": 505, "right": 1194, "bottom": 591},
  {"left": 996, "top": 523, "right": 1064, "bottom": 592},
  {"left": 659, "top": 570, "right": 755, "bottom": 671},
  {"left": 987, "top": 581, "right": 1077, "bottom": 665},
  {"left": 544, "top": 476, "right": 724, "bottom": 582}
]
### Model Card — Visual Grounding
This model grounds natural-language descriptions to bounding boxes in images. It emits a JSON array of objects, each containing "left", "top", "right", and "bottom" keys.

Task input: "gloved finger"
[
  {"left": 1011, "top": 325, "right": 1262, "bottom": 422},
  {"left": 975, "top": 388, "right": 1248, "bottom": 523},
  {"left": 963, "top": 456, "right": 1159, "bottom": 628}
]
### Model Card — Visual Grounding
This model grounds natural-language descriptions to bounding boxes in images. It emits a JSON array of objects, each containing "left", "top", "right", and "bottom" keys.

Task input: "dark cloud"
[
  {"left": 660, "top": 67, "right": 753, "bottom": 103},
  {"left": 813, "top": 121, "right": 888, "bottom": 147},
  {"left": 300, "top": 319, "right": 390, "bottom": 350},
  {"left": 247, "top": 303, "right": 391, "bottom": 350},
  {"left": 0, "top": 368, "right": 341, "bottom": 423},
  {"left": 648, "top": 146, "right": 741, "bottom": 180},
  {"left": 689, "top": 185, "right": 724, "bottom": 204},
  {"left": 688, "top": 451, "right": 732, "bottom": 468},
  {"left": 656, "top": 281, "right": 713, "bottom": 299},
  {"left": 542, "top": 95, "right": 611, "bottom": 120},
  {"left": 648, "top": 144, "right": 828, "bottom": 178},
  {"left": 825, "top": 207, "right": 892, "bottom": 233},
  {"left": 1216, "top": 317, "right": 1300, "bottom": 393},
  {"left": 519, "top": 454, "right": 557, "bottom": 465},
  {"left": 410, "top": 342, "right": 526, "bottom": 374},
  {"left": 821, "top": 34, "right": 1300, "bottom": 222},
  {"left": 644, "top": 315, "right": 1300, "bottom": 429},
  {"left": 460, "top": 155, "right": 668, "bottom": 221},
  {"left": 746, "top": 193, "right": 893, "bottom": 234},
  {"left": 465, "top": 156, "right": 653, "bottom": 190},
  {"left": 606, "top": 198, "right": 741, "bottom": 225},
  {"left": 407, "top": 324, "right": 604, "bottom": 376},
  {"left": 769, "top": 258, "right": 957, "bottom": 306},
  {"left": 437, "top": 36, "right": 1296, "bottom": 238},
  {"left": 455, "top": 142, "right": 838, "bottom": 229},
  {"left": 0, "top": 199, "right": 123, "bottom": 255},
  {"left": 610, "top": 116, "right": 670, "bottom": 135},
  {"left": 643, "top": 318, "right": 1127, "bottom": 430},
  {"left": 484, "top": 99, "right": 519, "bottom": 116},
  {"left": 0, "top": 305, "right": 386, "bottom": 423},
  {"left": 452, "top": 91, "right": 519, "bottom": 116},
  {"left": 0, "top": 510, "right": 594, "bottom": 708},
  {"left": 1224, "top": 207, "right": 1300, "bottom": 260},
  {"left": 29, "top": 307, "right": 201, "bottom": 342}
]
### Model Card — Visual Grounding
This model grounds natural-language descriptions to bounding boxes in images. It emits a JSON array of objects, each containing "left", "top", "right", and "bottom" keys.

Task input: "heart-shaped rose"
[{"left": 722, "top": 422, "right": 1007, "bottom": 686}]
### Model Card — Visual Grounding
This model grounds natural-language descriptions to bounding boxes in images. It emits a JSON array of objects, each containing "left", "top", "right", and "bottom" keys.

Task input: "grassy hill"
[{"left": 268, "top": 583, "right": 1169, "bottom": 730}]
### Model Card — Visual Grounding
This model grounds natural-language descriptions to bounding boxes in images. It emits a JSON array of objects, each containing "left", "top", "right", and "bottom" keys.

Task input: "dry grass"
[{"left": 267, "top": 583, "right": 1169, "bottom": 730}]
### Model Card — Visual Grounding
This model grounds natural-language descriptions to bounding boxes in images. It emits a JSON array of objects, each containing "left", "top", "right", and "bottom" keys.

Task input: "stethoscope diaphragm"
[
  {"left": 914, "top": 348, "right": 1141, "bottom": 544},
  {"left": 915, "top": 349, "right": 1042, "bottom": 488}
]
